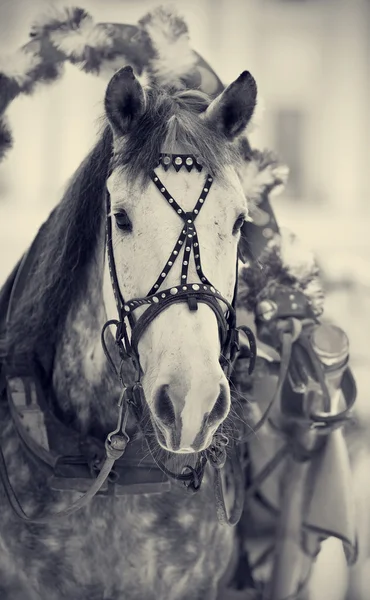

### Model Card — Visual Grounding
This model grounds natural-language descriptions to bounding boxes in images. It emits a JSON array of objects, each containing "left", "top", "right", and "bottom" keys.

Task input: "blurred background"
[{"left": 0, "top": 0, "right": 369, "bottom": 417}]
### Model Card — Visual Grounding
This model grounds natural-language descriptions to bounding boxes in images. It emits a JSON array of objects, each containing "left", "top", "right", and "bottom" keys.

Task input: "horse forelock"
[{"left": 112, "top": 86, "right": 243, "bottom": 185}]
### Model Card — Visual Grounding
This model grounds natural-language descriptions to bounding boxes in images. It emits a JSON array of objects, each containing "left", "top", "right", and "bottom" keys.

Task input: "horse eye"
[
  {"left": 114, "top": 211, "right": 132, "bottom": 232},
  {"left": 233, "top": 215, "right": 245, "bottom": 235}
]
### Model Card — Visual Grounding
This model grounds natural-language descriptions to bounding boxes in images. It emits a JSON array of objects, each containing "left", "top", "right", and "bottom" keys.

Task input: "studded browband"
[{"left": 157, "top": 153, "right": 203, "bottom": 172}]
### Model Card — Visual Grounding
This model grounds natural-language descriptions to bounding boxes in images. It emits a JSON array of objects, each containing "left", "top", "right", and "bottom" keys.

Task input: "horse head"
[{"left": 103, "top": 66, "right": 257, "bottom": 454}]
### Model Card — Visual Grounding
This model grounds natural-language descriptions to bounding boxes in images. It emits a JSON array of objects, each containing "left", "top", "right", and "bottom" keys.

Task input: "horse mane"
[
  {"left": 5, "top": 84, "right": 245, "bottom": 361},
  {"left": 6, "top": 126, "right": 113, "bottom": 358}
]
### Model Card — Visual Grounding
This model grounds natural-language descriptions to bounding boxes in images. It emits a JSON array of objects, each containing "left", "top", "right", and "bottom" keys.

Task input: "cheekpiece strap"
[{"left": 158, "top": 154, "right": 203, "bottom": 172}]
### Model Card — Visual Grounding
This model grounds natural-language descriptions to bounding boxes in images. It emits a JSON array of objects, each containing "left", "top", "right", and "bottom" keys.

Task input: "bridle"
[
  {"left": 103, "top": 155, "right": 243, "bottom": 376},
  {"left": 0, "top": 151, "right": 256, "bottom": 527},
  {"left": 101, "top": 152, "right": 256, "bottom": 503}
]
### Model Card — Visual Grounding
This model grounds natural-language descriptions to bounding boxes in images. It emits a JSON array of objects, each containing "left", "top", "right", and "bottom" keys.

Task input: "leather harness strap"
[{"left": 0, "top": 154, "right": 256, "bottom": 526}]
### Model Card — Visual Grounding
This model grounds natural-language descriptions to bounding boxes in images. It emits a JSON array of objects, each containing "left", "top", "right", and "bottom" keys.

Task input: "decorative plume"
[
  {"left": 238, "top": 227, "right": 325, "bottom": 317},
  {"left": 139, "top": 5, "right": 196, "bottom": 88},
  {"left": 238, "top": 148, "right": 289, "bottom": 214}
]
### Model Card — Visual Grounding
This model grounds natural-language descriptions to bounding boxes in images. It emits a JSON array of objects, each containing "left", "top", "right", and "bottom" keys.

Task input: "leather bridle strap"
[
  {"left": 147, "top": 172, "right": 214, "bottom": 293},
  {"left": 104, "top": 169, "right": 242, "bottom": 371},
  {"left": 129, "top": 287, "right": 235, "bottom": 364}
]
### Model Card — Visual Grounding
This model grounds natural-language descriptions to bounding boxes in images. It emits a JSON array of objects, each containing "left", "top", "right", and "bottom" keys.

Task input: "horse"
[{"left": 0, "top": 65, "right": 259, "bottom": 600}]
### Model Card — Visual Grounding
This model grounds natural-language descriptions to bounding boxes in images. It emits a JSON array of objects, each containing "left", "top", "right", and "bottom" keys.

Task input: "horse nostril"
[
  {"left": 208, "top": 385, "right": 229, "bottom": 426},
  {"left": 153, "top": 385, "right": 176, "bottom": 426}
]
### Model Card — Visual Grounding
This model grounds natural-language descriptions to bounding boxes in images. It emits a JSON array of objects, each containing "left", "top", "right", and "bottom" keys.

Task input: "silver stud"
[
  {"left": 186, "top": 157, "right": 193, "bottom": 165},
  {"left": 183, "top": 286, "right": 187, "bottom": 290},
  {"left": 192, "top": 284, "right": 200, "bottom": 291},
  {"left": 186, "top": 246, "right": 190, "bottom": 251},
  {"left": 174, "top": 250, "right": 178, "bottom": 255},
  {"left": 195, "top": 254, "right": 199, "bottom": 259},
  {"left": 208, "top": 177, "right": 212, "bottom": 181},
  {"left": 153, "top": 297, "right": 159, "bottom": 303},
  {"left": 168, "top": 261, "right": 173, "bottom": 266},
  {"left": 210, "top": 287, "right": 215, "bottom": 293},
  {"left": 169, "top": 198, "right": 174, "bottom": 204},
  {"left": 182, "top": 275, "right": 186, "bottom": 279},
  {"left": 188, "top": 234, "right": 193, "bottom": 238},
  {"left": 170, "top": 287, "right": 178, "bottom": 295},
  {"left": 291, "top": 302, "right": 298, "bottom": 309},
  {"left": 154, "top": 177, "right": 158, "bottom": 181},
  {"left": 194, "top": 209, "right": 198, "bottom": 214},
  {"left": 202, "top": 277, "right": 206, "bottom": 282},
  {"left": 177, "top": 209, "right": 182, "bottom": 214},
  {"left": 124, "top": 305, "right": 130, "bottom": 312},
  {"left": 204, "top": 188, "right": 208, "bottom": 192},
  {"left": 203, "top": 286, "right": 207, "bottom": 290},
  {"left": 289, "top": 294, "right": 295, "bottom": 300},
  {"left": 163, "top": 156, "right": 171, "bottom": 165},
  {"left": 200, "top": 199, "right": 204, "bottom": 204},
  {"left": 175, "top": 157, "right": 182, "bottom": 165},
  {"left": 161, "top": 273, "right": 166, "bottom": 277},
  {"left": 194, "top": 243, "right": 198, "bottom": 247},
  {"left": 183, "top": 261, "right": 188, "bottom": 265},
  {"left": 187, "top": 219, "right": 192, "bottom": 224},
  {"left": 197, "top": 266, "right": 201, "bottom": 270},
  {"left": 154, "top": 284, "right": 159, "bottom": 288},
  {"left": 183, "top": 230, "right": 186, "bottom": 234},
  {"left": 179, "top": 240, "right": 183, "bottom": 245},
  {"left": 161, "top": 293, "right": 166, "bottom": 298},
  {"left": 161, "top": 187, "right": 165, "bottom": 192}
]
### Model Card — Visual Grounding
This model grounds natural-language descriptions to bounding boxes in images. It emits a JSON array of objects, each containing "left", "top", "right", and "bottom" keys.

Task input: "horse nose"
[
  {"left": 152, "top": 383, "right": 230, "bottom": 452},
  {"left": 153, "top": 385, "right": 176, "bottom": 427},
  {"left": 207, "top": 384, "right": 229, "bottom": 426}
]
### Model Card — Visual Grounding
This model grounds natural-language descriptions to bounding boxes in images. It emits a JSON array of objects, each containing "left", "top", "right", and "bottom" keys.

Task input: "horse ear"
[
  {"left": 104, "top": 66, "right": 145, "bottom": 136},
  {"left": 203, "top": 71, "right": 257, "bottom": 140}
]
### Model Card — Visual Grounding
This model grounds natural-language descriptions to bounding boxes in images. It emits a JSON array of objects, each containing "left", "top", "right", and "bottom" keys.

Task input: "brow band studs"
[{"left": 158, "top": 153, "right": 203, "bottom": 172}]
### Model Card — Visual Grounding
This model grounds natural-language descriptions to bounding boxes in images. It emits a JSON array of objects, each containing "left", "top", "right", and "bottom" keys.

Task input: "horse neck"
[{"left": 51, "top": 245, "right": 132, "bottom": 436}]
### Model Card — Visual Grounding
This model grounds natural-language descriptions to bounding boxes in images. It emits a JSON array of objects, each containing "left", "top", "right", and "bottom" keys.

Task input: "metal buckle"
[{"left": 105, "top": 388, "right": 130, "bottom": 460}]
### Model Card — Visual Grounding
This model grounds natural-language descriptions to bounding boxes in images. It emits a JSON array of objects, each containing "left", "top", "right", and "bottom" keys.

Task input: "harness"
[
  {"left": 0, "top": 153, "right": 257, "bottom": 526},
  {"left": 0, "top": 152, "right": 359, "bottom": 599}
]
